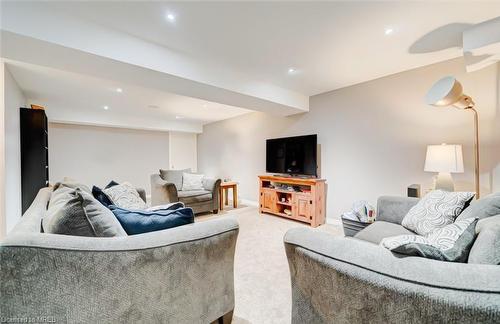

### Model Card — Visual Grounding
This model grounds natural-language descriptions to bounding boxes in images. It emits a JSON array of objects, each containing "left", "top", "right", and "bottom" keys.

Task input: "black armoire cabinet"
[{"left": 20, "top": 108, "right": 49, "bottom": 214}]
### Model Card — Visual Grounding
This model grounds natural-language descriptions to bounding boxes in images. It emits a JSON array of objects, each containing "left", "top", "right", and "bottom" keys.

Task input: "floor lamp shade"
[
  {"left": 425, "top": 144, "right": 464, "bottom": 173},
  {"left": 425, "top": 76, "right": 474, "bottom": 109}
]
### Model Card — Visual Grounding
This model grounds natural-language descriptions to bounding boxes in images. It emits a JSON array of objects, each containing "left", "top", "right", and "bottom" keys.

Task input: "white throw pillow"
[
  {"left": 401, "top": 190, "right": 475, "bottom": 236},
  {"left": 103, "top": 182, "right": 146, "bottom": 210},
  {"left": 182, "top": 173, "right": 204, "bottom": 191}
]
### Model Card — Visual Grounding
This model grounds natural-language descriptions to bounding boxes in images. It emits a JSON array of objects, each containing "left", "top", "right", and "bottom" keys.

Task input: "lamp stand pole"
[{"left": 465, "top": 107, "right": 480, "bottom": 199}]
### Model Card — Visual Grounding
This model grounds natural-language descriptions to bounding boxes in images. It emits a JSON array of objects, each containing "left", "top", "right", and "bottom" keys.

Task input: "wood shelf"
[{"left": 258, "top": 175, "right": 326, "bottom": 227}]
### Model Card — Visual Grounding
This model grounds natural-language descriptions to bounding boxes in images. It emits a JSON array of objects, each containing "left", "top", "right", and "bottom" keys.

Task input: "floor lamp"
[{"left": 425, "top": 76, "right": 480, "bottom": 198}]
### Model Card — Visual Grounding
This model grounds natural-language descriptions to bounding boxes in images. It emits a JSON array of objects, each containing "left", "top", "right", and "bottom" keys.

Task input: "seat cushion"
[
  {"left": 355, "top": 221, "right": 415, "bottom": 244},
  {"left": 178, "top": 190, "right": 212, "bottom": 204}
]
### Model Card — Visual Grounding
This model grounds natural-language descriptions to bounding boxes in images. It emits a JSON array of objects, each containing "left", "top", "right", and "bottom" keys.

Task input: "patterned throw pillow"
[
  {"left": 380, "top": 218, "right": 478, "bottom": 262},
  {"left": 401, "top": 190, "right": 475, "bottom": 236},
  {"left": 182, "top": 173, "right": 205, "bottom": 191},
  {"left": 103, "top": 182, "right": 146, "bottom": 210}
]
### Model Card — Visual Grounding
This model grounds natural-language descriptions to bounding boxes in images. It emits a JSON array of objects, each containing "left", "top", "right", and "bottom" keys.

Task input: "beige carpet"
[{"left": 199, "top": 205, "right": 344, "bottom": 324}]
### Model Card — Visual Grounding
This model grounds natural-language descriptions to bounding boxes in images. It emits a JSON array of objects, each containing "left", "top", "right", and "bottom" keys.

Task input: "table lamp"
[
  {"left": 425, "top": 76, "right": 480, "bottom": 198},
  {"left": 424, "top": 144, "right": 464, "bottom": 192}
]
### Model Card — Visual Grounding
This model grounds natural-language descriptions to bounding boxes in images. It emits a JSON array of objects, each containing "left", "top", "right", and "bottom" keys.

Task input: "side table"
[{"left": 219, "top": 182, "right": 238, "bottom": 210}]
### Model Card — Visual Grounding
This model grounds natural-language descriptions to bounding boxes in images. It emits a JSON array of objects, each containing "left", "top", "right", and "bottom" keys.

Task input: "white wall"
[
  {"left": 3, "top": 64, "right": 26, "bottom": 235},
  {"left": 49, "top": 123, "right": 170, "bottom": 195},
  {"left": 0, "top": 60, "right": 5, "bottom": 238},
  {"left": 197, "top": 58, "right": 500, "bottom": 221},
  {"left": 169, "top": 131, "right": 198, "bottom": 172}
]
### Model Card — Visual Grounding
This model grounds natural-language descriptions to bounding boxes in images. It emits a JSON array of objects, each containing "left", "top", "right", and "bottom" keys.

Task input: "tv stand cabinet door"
[
  {"left": 294, "top": 194, "right": 312, "bottom": 223},
  {"left": 260, "top": 190, "right": 276, "bottom": 213}
]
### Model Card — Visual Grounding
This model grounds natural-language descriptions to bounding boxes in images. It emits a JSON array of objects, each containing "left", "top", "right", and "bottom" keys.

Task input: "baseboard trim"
[{"left": 236, "top": 198, "right": 259, "bottom": 207}]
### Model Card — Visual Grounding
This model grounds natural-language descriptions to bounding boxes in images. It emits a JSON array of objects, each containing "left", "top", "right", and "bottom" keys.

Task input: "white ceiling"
[
  {"left": 6, "top": 60, "right": 251, "bottom": 133},
  {"left": 2, "top": 1, "right": 500, "bottom": 132},
  {"left": 39, "top": 1, "right": 500, "bottom": 95}
]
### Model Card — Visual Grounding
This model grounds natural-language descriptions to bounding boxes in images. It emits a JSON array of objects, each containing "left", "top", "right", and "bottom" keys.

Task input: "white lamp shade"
[{"left": 424, "top": 144, "right": 464, "bottom": 173}]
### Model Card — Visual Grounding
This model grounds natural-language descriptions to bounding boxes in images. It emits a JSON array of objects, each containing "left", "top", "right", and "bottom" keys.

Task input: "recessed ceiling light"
[
  {"left": 148, "top": 105, "right": 160, "bottom": 109},
  {"left": 103, "top": 105, "right": 109, "bottom": 110},
  {"left": 166, "top": 13, "right": 176, "bottom": 22},
  {"left": 202, "top": 104, "right": 208, "bottom": 108},
  {"left": 384, "top": 27, "right": 394, "bottom": 35},
  {"left": 288, "top": 67, "right": 297, "bottom": 74},
  {"left": 116, "top": 88, "right": 123, "bottom": 93},
  {"left": 175, "top": 115, "right": 184, "bottom": 119}
]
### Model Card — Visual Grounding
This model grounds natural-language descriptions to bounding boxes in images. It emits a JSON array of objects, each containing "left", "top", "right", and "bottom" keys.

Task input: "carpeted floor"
[{"left": 199, "top": 205, "right": 344, "bottom": 324}]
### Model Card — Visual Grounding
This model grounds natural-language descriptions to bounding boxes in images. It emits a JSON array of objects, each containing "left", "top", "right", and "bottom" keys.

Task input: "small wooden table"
[{"left": 219, "top": 182, "right": 238, "bottom": 210}]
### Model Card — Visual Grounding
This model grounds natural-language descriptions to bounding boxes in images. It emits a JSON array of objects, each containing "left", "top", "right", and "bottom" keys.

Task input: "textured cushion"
[
  {"left": 159, "top": 168, "right": 191, "bottom": 190},
  {"left": 468, "top": 215, "right": 500, "bottom": 264},
  {"left": 110, "top": 206, "right": 194, "bottom": 235},
  {"left": 103, "top": 182, "right": 146, "bottom": 210},
  {"left": 402, "top": 190, "right": 475, "bottom": 236},
  {"left": 44, "top": 187, "right": 126, "bottom": 237},
  {"left": 182, "top": 172, "right": 205, "bottom": 191},
  {"left": 354, "top": 221, "right": 415, "bottom": 244},
  {"left": 381, "top": 218, "right": 478, "bottom": 262},
  {"left": 178, "top": 190, "right": 212, "bottom": 204},
  {"left": 456, "top": 192, "right": 500, "bottom": 221}
]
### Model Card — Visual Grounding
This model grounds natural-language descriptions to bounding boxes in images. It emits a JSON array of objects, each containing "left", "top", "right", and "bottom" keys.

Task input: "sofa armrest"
[
  {"left": 376, "top": 196, "right": 419, "bottom": 224},
  {"left": 203, "top": 178, "right": 221, "bottom": 193},
  {"left": 1, "top": 218, "right": 239, "bottom": 323},
  {"left": 150, "top": 174, "right": 178, "bottom": 206},
  {"left": 284, "top": 228, "right": 500, "bottom": 323},
  {"left": 203, "top": 178, "right": 221, "bottom": 211}
]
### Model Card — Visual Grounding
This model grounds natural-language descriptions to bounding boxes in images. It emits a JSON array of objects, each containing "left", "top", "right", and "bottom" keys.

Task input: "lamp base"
[{"left": 434, "top": 172, "right": 455, "bottom": 192}]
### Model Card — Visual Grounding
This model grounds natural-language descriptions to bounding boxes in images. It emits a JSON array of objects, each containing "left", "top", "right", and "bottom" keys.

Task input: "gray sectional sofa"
[
  {"left": 1, "top": 188, "right": 238, "bottom": 324},
  {"left": 285, "top": 195, "right": 500, "bottom": 323}
]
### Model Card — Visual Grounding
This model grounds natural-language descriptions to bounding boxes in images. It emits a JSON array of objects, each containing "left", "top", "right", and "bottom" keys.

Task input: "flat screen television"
[{"left": 266, "top": 134, "right": 317, "bottom": 177}]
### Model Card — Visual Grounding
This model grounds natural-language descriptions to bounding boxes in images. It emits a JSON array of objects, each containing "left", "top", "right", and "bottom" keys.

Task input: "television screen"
[{"left": 266, "top": 134, "right": 317, "bottom": 176}]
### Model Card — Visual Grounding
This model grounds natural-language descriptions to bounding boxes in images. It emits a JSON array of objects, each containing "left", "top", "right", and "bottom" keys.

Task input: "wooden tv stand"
[{"left": 258, "top": 175, "right": 326, "bottom": 227}]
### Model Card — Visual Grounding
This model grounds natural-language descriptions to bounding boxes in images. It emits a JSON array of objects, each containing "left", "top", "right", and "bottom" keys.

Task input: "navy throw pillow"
[
  {"left": 105, "top": 180, "right": 119, "bottom": 189},
  {"left": 110, "top": 206, "right": 194, "bottom": 235},
  {"left": 92, "top": 186, "right": 114, "bottom": 207}
]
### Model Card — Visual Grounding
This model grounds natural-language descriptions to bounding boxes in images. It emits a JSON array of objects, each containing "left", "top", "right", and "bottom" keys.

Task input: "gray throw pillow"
[
  {"left": 468, "top": 215, "right": 500, "bottom": 265},
  {"left": 456, "top": 192, "right": 500, "bottom": 222},
  {"left": 381, "top": 218, "right": 478, "bottom": 262},
  {"left": 53, "top": 180, "right": 91, "bottom": 194},
  {"left": 159, "top": 168, "right": 191, "bottom": 190},
  {"left": 401, "top": 190, "right": 475, "bottom": 236},
  {"left": 44, "top": 187, "right": 127, "bottom": 237}
]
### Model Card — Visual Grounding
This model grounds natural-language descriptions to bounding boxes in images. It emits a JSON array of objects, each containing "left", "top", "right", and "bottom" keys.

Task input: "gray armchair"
[
  {"left": 1, "top": 188, "right": 238, "bottom": 323},
  {"left": 151, "top": 174, "right": 221, "bottom": 214},
  {"left": 284, "top": 196, "right": 500, "bottom": 323}
]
